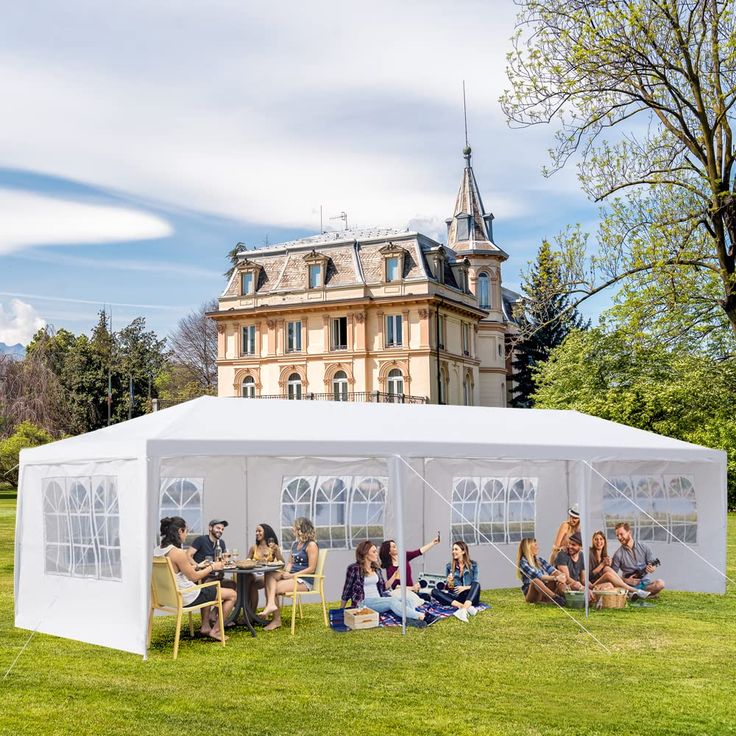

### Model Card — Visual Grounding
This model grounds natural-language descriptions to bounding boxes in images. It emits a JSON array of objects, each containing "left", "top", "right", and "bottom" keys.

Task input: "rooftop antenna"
[
  {"left": 462, "top": 80, "right": 471, "bottom": 163},
  {"left": 330, "top": 211, "right": 348, "bottom": 230}
]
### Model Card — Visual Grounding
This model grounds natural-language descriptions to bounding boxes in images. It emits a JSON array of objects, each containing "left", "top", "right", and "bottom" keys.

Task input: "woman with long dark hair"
[
  {"left": 378, "top": 534, "right": 439, "bottom": 602},
  {"left": 246, "top": 522, "right": 284, "bottom": 611},
  {"left": 431, "top": 540, "right": 481, "bottom": 622},
  {"left": 589, "top": 530, "right": 647, "bottom": 597},
  {"left": 154, "top": 516, "right": 236, "bottom": 641},
  {"left": 340, "top": 541, "right": 434, "bottom": 626}
]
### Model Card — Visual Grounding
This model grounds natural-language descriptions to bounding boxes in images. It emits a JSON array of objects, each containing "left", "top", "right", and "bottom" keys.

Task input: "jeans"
[
  {"left": 389, "top": 587, "right": 425, "bottom": 609},
  {"left": 363, "top": 595, "right": 422, "bottom": 620},
  {"left": 431, "top": 581, "right": 481, "bottom": 608}
]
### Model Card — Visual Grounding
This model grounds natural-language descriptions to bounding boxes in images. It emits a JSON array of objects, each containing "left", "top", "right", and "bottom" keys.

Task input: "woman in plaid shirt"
[
  {"left": 340, "top": 541, "right": 435, "bottom": 626},
  {"left": 516, "top": 538, "right": 567, "bottom": 605}
]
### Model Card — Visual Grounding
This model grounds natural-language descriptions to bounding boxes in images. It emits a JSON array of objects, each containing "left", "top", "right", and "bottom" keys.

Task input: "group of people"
[
  {"left": 154, "top": 503, "right": 666, "bottom": 640},
  {"left": 517, "top": 505, "right": 666, "bottom": 606}
]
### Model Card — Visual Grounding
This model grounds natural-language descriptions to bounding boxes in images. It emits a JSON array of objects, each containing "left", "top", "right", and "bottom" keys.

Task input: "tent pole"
[
  {"left": 579, "top": 461, "right": 590, "bottom": 618},
  {"left": 390, "top": 455, "right": 407, "bottom": 635}
]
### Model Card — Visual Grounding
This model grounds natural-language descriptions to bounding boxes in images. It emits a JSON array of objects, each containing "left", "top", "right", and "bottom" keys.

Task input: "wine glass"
[{"left": 231, "top": 548, "right": 239, "bottom": 564}]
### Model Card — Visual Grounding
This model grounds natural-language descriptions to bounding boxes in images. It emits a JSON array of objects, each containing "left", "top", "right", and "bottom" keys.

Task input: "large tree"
[
  {"left": 502, "top": 0, "right": 736, "bottom": 347},
  {"left": 166, "top": 300, "right": 218, "bottom": 395},
  {"left": 511, "top": 239, "right": 587, "bottom": 407}
]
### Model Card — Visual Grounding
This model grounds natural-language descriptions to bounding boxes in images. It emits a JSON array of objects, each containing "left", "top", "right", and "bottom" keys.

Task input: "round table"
[{"left": 224, "top": 563, "right": 285, "bottom": 636}]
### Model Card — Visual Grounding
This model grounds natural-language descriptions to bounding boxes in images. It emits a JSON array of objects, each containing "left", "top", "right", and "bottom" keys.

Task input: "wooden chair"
[
  {"left": 148, "top": 556, "right": 225, "bottom": 659},
  {"left": 281, "top": 548, "right": 329, "bottom": 635}
]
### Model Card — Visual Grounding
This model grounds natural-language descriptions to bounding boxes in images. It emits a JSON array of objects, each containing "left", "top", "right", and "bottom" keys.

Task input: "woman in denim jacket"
[{"left": 431, "top": 540, "right": 481, "bottom": 623}]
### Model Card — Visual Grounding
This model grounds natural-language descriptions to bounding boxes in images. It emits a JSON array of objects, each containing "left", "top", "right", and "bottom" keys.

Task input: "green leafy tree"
[
  {"left": 0, "top": 421, "right": 53, "bottom": 485},
  {"left": 224, "top": 242, "right": 247, "bottom": 279},
  {"left": 534, "top": 327, "right": 736, "bottom": 506},
  {"left": 511, "top": 239, "right": 587, "bottom": 407},
  {"left": 502, "top": 0, "right": 736, "bottom": 346}
]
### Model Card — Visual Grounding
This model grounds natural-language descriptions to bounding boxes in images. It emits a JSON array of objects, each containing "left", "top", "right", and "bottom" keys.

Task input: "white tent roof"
[{"left": 21, "top": 396, "right": 725, "bottom": 464}]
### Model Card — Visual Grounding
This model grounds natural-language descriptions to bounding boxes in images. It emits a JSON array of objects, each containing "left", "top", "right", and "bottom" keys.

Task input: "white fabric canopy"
[{"left": 15, "top": 397, "right": 727, "bottom": 655}]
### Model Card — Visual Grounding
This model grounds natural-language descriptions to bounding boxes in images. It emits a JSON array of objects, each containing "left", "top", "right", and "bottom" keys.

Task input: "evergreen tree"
[{"left": 511, "top": 240, "right": 587, "bottom": 407}]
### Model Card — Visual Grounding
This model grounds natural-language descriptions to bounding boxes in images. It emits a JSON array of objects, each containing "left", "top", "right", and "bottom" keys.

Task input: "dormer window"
[
  {"left": 236, "top": 258, "right": 262, "bottom": 296},
  {"left": 456, "top": 213, "right": 472, "bottom": 242},
  {"left": 304, "top": 250, "right": 328, "bottom": 289},
  {"left": 379, "top": 242, "right": 406, "bottom": 283},
  {"left": 433, "top": 247, "right": 446, "bottom": 285}
]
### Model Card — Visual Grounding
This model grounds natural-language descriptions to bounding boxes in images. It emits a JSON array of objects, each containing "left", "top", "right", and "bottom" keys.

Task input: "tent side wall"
[{"left": 15, "top": 456, "right": 150, "bottom": 655}]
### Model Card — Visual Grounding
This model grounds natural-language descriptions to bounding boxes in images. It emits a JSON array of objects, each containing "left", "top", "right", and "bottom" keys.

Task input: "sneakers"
[
  {"left": 629, "top": 589, "right": 651, "bottom": 601},
  {"left": 467, "top": 606, "right": 478, "bottom": 616},
  {"left": 423, "top": 612, "right": 440, "bottom": 626},
  {"left": 453, "top": 607, "right": 469, "bottom": 622},
  {"left": 552, "top": 595, "right": 567, "bottom": 607}
]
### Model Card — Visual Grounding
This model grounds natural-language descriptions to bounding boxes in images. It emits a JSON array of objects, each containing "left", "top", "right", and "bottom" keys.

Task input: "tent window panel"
[
  {"left": 281, "top": 476, "right": 315, "bottom": 546},
  {"left": 314, "top": 476, "right": 349, "bottom": 549},
  {"left": 633, "top": 476, "right": 669, "bottom": 542},
  {"left": 92, "top": 476, "right": 121, "bottom": 580},
  {"left": 159, "top": 478, "right": 204, "bottom": 534},
  {"left": 602, "top": 478, "right": 636, "bottom": 542},
  {"left": 349, "top": 476, "right": 387, "bottom": 545},
  {"left": 478, "top": 478, "right": 506, "bottom": 543},
  {"left": 43, "top": 478, "right": 71, "bottom": 576},
  {"left": 68, "top": 480, "right": 98, "bottom": 578},
  {"left": 666, "top": 475, "right": 698, "bottom": 544},
  {"left": 507, "top": 478, "right": 536, "bottom": 543},
  {"left": 451, "top": 478, "right": 479, "bottom": 544}
]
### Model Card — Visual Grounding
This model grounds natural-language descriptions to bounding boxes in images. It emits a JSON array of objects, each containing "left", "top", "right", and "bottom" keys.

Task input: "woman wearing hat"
[{"left": 550, "top": 505, "right": 581, "bottom": 564}]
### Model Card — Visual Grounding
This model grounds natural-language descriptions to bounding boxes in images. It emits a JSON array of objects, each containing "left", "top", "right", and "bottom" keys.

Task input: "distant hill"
[{"left": 0, "top": 342, "right": 25, "bottom": 359}]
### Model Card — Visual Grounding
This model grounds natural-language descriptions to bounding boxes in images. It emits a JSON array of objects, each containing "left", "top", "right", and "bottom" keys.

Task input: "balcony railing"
[{"left": 249, "top": 391, "right": 429, "bottom": 404}]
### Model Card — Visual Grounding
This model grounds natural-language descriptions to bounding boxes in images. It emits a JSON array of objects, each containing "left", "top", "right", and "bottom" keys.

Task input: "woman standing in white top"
[{"left": 154, "top": 516, "right": 236, "bottom": 641}]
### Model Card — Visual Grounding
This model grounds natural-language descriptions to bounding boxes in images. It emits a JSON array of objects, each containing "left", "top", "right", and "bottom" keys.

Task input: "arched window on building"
[
  {"left": 463, "top": 373, "right": 474, "bottom": 406},
  {"left": 477, "top": 272, "right": 490, "bottom": 309},
  {"left": 438, "top": 366, "right": 448, "bottom": 405},
  {"left": 332, "top": 370, "right": 348, "bottom": 401},
  {"left": 287, "top": 372, "right": 302, "bottom": 400},
  {"left": 387, "top": 368, "right": 404, "bottom": 401},
  {"left": 241, "top": 375, "right": 256, "bottom": 398}
]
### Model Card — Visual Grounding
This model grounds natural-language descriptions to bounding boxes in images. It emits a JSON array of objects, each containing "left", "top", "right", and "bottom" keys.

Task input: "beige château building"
[{"left": 212, "top": 147, "right": 518, "bottom": 406}]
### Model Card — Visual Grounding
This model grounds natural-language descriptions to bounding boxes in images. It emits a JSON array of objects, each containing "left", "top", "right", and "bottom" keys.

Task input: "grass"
[{"left": 1, "top": 486, "right": 735, "bottom": 736}]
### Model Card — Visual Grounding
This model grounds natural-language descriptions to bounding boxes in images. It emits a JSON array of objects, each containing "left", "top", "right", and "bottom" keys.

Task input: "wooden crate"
[{"left": 344, "top": 607, "right": 379, "bottom": 630}]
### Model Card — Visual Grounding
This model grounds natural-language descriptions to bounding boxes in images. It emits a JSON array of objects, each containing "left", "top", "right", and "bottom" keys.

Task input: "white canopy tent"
[{"left": 15, "top": 397, "right": 727, "bottom": 655}]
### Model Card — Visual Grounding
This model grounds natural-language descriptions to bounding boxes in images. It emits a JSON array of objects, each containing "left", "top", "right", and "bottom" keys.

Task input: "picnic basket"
[{"left": 595, "top": 589, "right": 627, "bottom": 609}]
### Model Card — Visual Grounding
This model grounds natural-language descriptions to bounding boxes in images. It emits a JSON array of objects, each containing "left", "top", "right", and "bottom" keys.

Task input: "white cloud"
[
  {"left": 0, "top": 1, "right": 583, "bottom": 235},
  {"left": 0, "top": 299, "right": 46, "bottom": 345},
  {"left": 0, "top": 190, "right": 173, "bottom": 254}
]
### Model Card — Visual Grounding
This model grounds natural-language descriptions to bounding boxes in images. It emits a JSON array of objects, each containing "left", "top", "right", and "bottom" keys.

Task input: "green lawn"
[{"left": 1, "top": 485, "right": 735, "bottom": 736}]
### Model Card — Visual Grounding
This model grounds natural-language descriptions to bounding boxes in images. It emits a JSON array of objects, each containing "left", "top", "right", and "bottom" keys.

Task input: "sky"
[{"left": 0, "top": 0, "right": 603, "bottom": 346}]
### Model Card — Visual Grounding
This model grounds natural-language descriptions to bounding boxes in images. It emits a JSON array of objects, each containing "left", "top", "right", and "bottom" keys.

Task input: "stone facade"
[{"left": 213, "top": 148, "right": 517, "bottom": 406}]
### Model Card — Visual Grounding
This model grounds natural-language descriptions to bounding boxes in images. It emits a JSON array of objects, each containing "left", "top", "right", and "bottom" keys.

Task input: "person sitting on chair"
[
  {"left": 187, "top": 518, "right": 236, "bottom": 589},
  {"left": 260, "top": 517, "right": 319, "bottom": 631},
  {"left": 611, "top": 522, "right": 665, "bottom": 597},
  {"left": 246, "top": 522, "right": 284, "bottom": 611},
  {"left": 430, "top": 541, "right": 481, "bottom": 623},
  {"left": 340, "top": 541, "right": 435, "bottom": 626},
  {"left": 154, "top": 516, "right": 236, "bottom": 641},
  {"left": 517, "top": 537, "right": 567, "bottom": 606}
]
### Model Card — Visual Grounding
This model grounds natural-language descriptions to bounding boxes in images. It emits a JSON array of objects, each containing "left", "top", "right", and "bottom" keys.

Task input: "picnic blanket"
[{"left": 329, "top": 602, "right": 491, "bottom": 632}]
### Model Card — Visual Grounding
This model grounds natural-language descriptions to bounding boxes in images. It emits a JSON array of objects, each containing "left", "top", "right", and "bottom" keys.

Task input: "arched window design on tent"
[
  {"left": 43, "top": 478, "right": 70, "bottom": 575},
  {"left": 332, "top": 370, "right": 349, "bottom": 402},
  {"left": 478, "top": 478, "right": 506, "bottom": 543},
  {"left": 280, "top": 476, "right": 315, "bottom": 545},
  {"left": 635, "top": 475, "right": 669, "bottom": 542},
  {"left": 68, "top": 478, "right": 96, "bottom": 577},
  {"left": 287, "top": 372, "right": 302, "bottom": 400},
  {"left": 451, "top": 477, "right": 479, "bottom": 543},
  {"left": 314, "top": 476, "right": 349, "bottom": 548},
  {"left": 349, "top": 476, "right": 387, "bottom": 545},
  {"left": 602, "top": 477, "right": 636, "bottom": 541},
  {"left": 506, "top": 478, "right": 536, "bottom": 542},
  {"left": 667, "top": 475, "right": 697, "bottom": 543},
  {"left": 241, "top": 375, "right": 256, "bottom": 398},
  {"left": 159, "top": 478, "right": 203, "bottom": 534},
  {"left": 92, "top": 476, "right": 121, "bottom": 580},
  {"left": 387, "top": 368, "right": 404, "bottom": 400},
  {"left": 477, "top": 272, "right": 490, "bottom": 309}
]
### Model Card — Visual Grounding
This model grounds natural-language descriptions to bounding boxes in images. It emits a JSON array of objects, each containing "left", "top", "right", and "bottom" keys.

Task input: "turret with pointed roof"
[{"left": 445, "top": 146, "right": 504, "bottom": 255}]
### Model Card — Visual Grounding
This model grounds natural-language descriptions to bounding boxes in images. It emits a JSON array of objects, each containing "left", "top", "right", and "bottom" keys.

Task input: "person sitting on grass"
[
  {"left": 554, "top": 531, "right": 586, "bottom": 591},
  {"left": 517, "top": 537, "right": 567, "bottom": 606},
  {"left": 154, "top": 516, "right": 236, "bottom": 641},
  {"left": 260, "top": 517, "right": 319, "bottom": 631},
  {"left": 430, "top": 541, "right": 481, "bottom": 623},
  {"left": 246, "top": 522, "right": 284, "bottom": 611},
  {"left": 340, "top": 541, "right": 436, "bottom": 627},
  {"left": 379, "top": 533, "right": 440, "bottom": 605},
  {"left": 589, "top": 529, "right": 650, "bottom": 600},
  {"left": 611, "top": 522, "right": 665, "bottom": 598}
]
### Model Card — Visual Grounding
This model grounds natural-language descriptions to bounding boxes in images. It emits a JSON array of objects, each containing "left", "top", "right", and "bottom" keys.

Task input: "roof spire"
[{"left": 462, "top": 80, "right": 472, "bottom": 164}]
